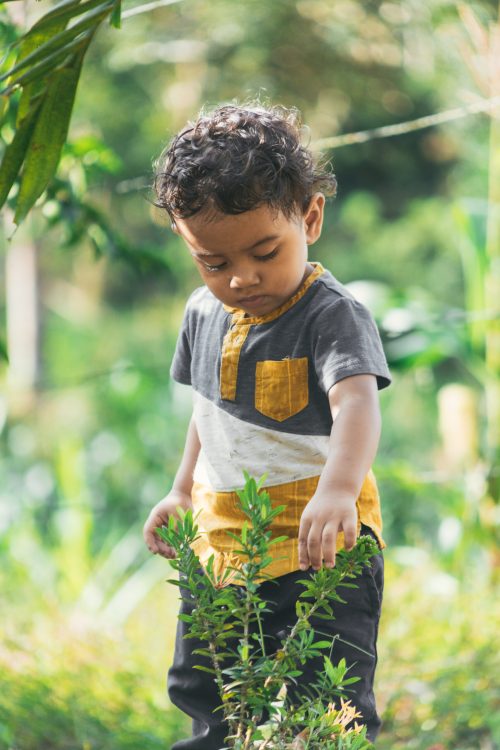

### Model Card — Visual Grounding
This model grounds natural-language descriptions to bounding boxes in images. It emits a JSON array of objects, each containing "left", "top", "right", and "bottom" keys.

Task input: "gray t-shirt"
[
  {"left": 171, "top": 262, "right": 391, "bottom": 441},
  {"left": 170, "top": 262, "right": 391, "bottom": 576}
]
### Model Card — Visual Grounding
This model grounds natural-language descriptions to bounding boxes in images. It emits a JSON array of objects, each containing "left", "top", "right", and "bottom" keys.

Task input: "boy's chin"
[{"left": 233, "top": 294, "right": 287, "bottom": 316}]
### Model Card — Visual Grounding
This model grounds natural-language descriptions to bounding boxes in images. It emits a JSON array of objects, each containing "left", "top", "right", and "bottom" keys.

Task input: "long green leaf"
[
  {"left": 14, "top": 0, "right": 107, "bottom": 123},
  {"left": 0, "top": 3, "right": 111, "bottom": 84},
  {"left": 0, "top": 33, "right": 92, "bottom": 96},
  {"left": 0, "top": 337, "right": 9, "bottom": 363},
  {"left": 28, "top": 0, "right": 107, "bottom": 31},
  {"left": 109, "top": 0, "right": 122, "bottom": 28},
  {"left": 7, "top": 0, "right": 109, "bottom": 120},
  {"left": 13, "top": 50, "right": 87, "bottom": 225},
  {"left": 15, "top": 15, "right": 69, "bottom": 124},
  {"left": 0, "top": 98, "right": 42, "bottom": 209}
]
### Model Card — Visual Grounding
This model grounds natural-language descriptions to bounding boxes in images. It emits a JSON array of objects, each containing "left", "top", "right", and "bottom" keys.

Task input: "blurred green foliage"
[
  {"left": 1, "top": 0, "right": 499, "bottom": 747},
  {"left": 376, "top": 559, "right": 500, "bottom": 750},
  {"left": 0, "top": 617, "right": 189, "bottom": 750}
]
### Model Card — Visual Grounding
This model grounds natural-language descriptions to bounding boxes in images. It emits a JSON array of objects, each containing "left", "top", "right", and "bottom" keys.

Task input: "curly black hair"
[{"left": 152, "top": 103, "right": 337, "bottom": 220}]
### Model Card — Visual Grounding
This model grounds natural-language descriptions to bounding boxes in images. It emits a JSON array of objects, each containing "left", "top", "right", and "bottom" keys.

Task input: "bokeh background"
[{"left": 1, "top": 1, "right": 499, "bottom": 748}]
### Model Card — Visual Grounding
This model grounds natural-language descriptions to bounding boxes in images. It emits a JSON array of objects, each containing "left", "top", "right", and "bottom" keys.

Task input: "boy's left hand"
[{"left": 298, "top": 491, "right": 357, "bottom": 570}]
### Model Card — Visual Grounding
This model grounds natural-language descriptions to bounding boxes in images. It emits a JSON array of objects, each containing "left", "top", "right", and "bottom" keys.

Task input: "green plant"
[
  {"left": 157, "top": 473, "right": 379, "bottom": 750},
  {"left": 0, "top": 617, "right": 188, "bottom": 750},
  {"left": 0, "top": 0, "right": 123, "bottom": 225}
]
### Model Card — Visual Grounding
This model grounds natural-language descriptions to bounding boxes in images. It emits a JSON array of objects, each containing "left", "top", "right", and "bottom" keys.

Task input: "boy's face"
[{"left": 172, "top": 193, "right": 325, "bottom": 317}]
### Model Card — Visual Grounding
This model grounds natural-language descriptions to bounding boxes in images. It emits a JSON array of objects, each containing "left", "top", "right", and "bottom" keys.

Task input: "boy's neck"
[{"left": 240, "top": 261, "right": 315, "bottom": 318}]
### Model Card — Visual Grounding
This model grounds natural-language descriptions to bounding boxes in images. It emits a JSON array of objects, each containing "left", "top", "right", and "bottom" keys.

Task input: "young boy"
[{"left": 143, "top": 103, "right": 391, "bottom": 748}]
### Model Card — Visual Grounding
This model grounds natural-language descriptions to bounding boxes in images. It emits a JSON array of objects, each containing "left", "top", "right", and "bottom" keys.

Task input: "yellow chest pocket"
[{"left": 255, "top": 357, "right": 309, "bottom": 422}]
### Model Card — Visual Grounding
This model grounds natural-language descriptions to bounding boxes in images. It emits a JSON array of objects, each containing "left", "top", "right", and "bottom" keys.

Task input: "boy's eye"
[
  {"left": 256, "top": 248, "right": 278, "bottom": 262},
  {"left": 203, "top": 261, "right": 226, "bottom": 272},
  {"left": 200, "top": 247, "right": 277, "bottom": 271}
]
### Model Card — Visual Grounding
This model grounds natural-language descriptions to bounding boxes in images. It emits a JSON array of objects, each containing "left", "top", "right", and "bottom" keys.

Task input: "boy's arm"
[
  {"left": 298, "top": 374, "right": 381, "bottom": 570},
  {"left": 143, "top": 415, "right": 200, "bottom": 558}
]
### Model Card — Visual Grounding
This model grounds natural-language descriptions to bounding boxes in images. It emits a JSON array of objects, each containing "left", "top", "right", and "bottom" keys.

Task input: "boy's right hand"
[{"left": 142, "top": 490, "right": 193, "bottom": 559}]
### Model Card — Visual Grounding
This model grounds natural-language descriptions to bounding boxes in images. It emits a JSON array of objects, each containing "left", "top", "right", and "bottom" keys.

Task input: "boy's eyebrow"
[{"left": 194, "top": 234, "right": 280, "bottom": 258}]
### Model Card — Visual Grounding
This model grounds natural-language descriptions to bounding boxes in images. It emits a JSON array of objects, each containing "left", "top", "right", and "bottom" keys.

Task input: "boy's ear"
[
  {"left": 170, "top": 219, "right": 179, "bottom": 234},
  {"left": 304, "top": 192, "right": 325, "bottom": 245}
]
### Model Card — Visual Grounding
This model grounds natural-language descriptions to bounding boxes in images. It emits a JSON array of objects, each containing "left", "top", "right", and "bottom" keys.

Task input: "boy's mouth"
[{"left": 238, "top": 295, "right": 267, "bottom": 308}]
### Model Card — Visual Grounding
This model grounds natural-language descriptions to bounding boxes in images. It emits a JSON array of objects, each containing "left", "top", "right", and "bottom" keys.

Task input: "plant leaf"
[
  {"left": 15, "top": 19, "right": 68, "bottom": 125},
  {"left": 14, "top": 49, "right": 88, "bottom": 225},
  {"left": 28, "top": 0, "right": 107, "bottom": 32},
  {"left": 0, "top": 3, "right": 111, "bottom": 85},
  {"left": 192, "top": 664, "right": 216, "bottom": 674},
  {"left": 0, "top": 337, "right": 9, "bottom": 363},
  {"left": 0, "top": 32, "right": 93, "bottom": 96},
  {"left": 110, "top": 0, "right": 122, "bottom": 28},
  {"left": 0, "top": 98, "right": 42, "bottom": 209},
  {"left": 13, "top": 0, "right": 109, "bottom": 121},
  {"left": 268, "top": 535, "right": 289, "bottom": 545}
]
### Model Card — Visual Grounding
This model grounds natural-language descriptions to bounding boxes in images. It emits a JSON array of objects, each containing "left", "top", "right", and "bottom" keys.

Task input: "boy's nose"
[{"left": 229, "top": 266, "right": 261, "bottom": 289}]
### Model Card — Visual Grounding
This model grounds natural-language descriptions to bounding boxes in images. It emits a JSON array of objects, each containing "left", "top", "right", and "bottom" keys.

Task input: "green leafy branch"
[
  {"left": 0, "top": 0, "right": 122, "bottom": 225},
  {"left": 157, "top": 472, "right": 378, "bottom": 750}
]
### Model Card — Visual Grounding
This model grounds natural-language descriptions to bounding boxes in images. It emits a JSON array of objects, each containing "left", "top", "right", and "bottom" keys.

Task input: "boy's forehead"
[{"left": 174, "top": 205, "right": 296, "bottom": 256}]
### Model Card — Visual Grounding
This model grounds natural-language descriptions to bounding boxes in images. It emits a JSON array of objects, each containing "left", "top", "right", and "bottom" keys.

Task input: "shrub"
[{"left": 158, "top": 473, "right": 380, "bottom": 750}]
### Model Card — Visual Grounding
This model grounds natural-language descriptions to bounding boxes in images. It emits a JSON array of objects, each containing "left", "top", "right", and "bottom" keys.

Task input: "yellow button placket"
[
  {"left": 220, "top": 313, "right": 251, "bottom": 401},
  {"left": 219, "top": 263, "right": 326, "bottom": 402}
]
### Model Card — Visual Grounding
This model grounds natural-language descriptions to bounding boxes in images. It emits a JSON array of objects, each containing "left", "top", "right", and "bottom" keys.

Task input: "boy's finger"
[
  {"left": 145, "top": 535, "right": 161, "bottom": 552},
  {"left": 143, "top": 527, "right": 161, "bottom": 548},
  {"left": 298, "top": 517, "right": 312, "bottom": 570},
  {"left": 343, "top": 517, "right": 357, "bottom": 550},
  {"left": 321, "top": 524, "right": 338, "bottom": 568},
  {"left": 153, "top": 540, "right": 176, "bottom": 558},
  {"left": 150, "top": 513, "right": 169, "bottom": 531},
  {"left": 143, "top": 522, "right": 172, "bottom": 556},
  {"left": 143, "top": 513, "right": 169, "bottom": 544},
  {"left": 307, "top": 524, "right": 323, "bottom": 570}
]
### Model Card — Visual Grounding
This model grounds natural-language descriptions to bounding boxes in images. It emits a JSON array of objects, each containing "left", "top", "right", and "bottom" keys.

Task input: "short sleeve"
[
  {"left": 313, "top": 296, "right": 391, "bottom": 393},
  {"left": 170, "top": 306, "right": 192, "bottom": 385}
]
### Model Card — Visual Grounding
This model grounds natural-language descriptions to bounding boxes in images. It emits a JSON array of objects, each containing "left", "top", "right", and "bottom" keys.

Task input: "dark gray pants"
[{"left": 168, "top": 525, "right": 384, "bottom": 748}]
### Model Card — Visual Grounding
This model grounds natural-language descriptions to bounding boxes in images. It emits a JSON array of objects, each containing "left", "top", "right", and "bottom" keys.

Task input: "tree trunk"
[
  {"left": 3, "top": 212, "right": 42, "bottom": 415},
  {"left": 485, "top": 12, "right": 500, "bottom": 500}
]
